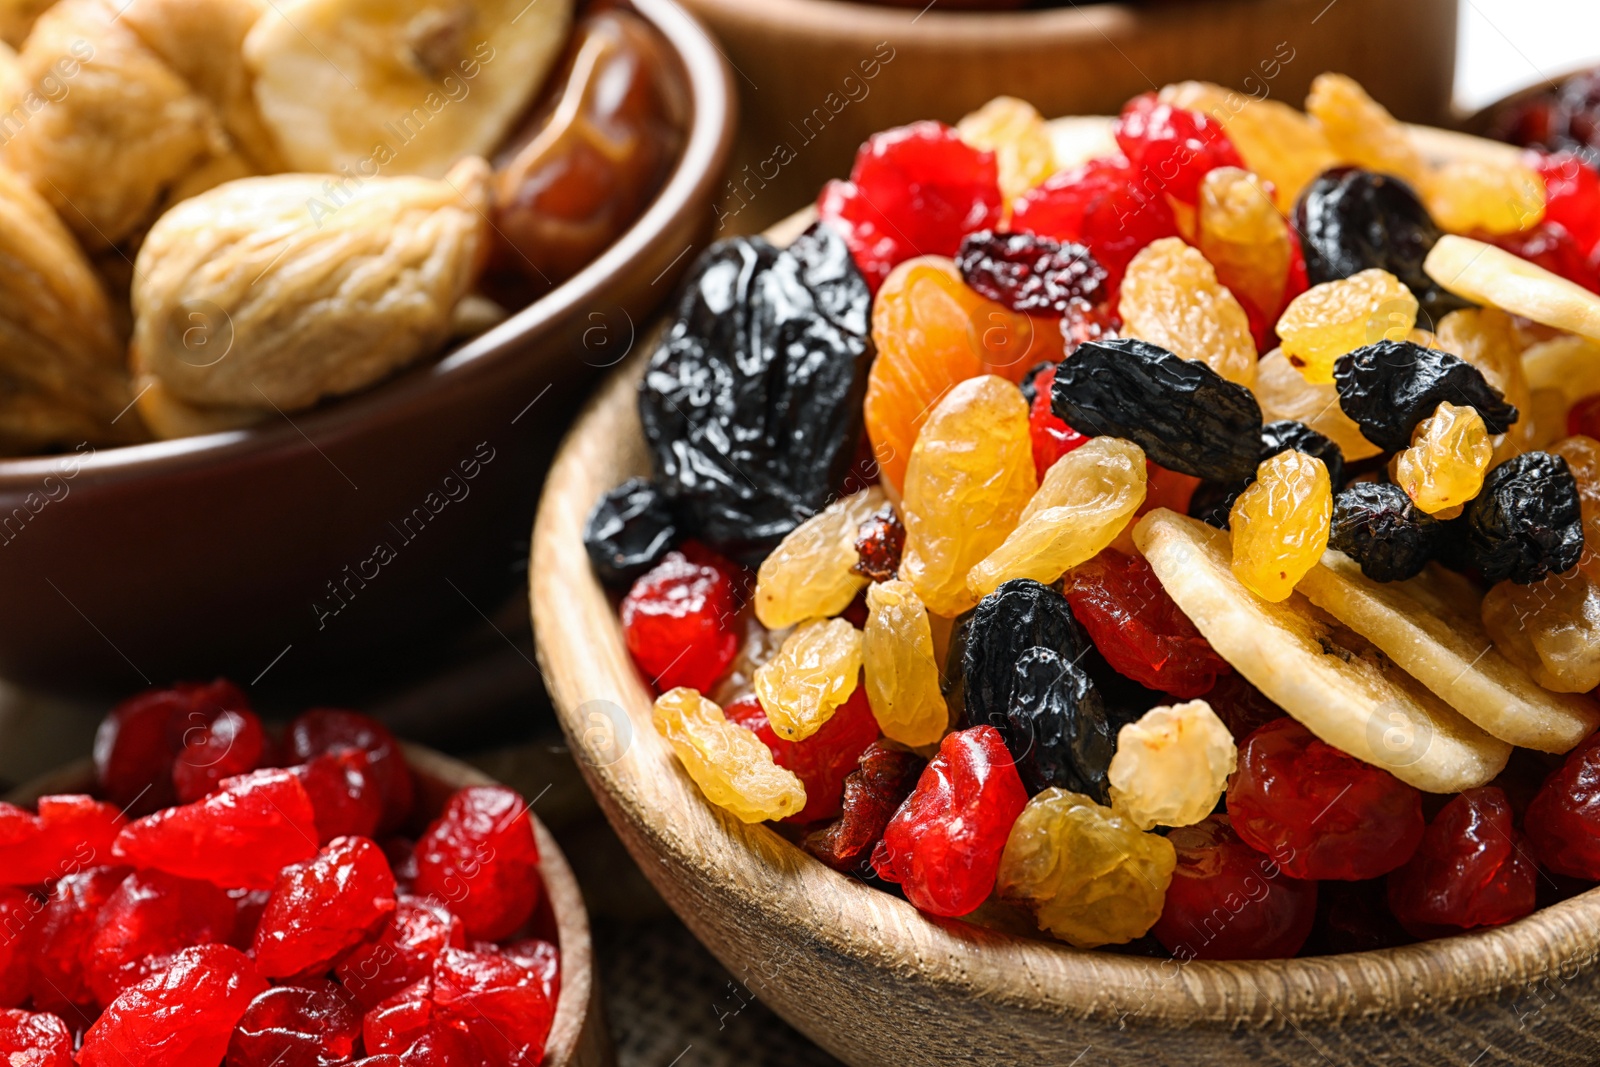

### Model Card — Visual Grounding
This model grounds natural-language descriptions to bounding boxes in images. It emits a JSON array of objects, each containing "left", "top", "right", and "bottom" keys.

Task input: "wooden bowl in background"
[
  {"left": 7, "top": 743, "right": 610, "bottom": 1067},
  {"left": 531, "top": 122, "right": 1600, "bottom": 1066}
]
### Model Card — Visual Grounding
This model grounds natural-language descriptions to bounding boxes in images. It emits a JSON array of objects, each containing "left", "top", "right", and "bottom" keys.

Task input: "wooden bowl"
[
  {"left": 0, "top": 0, "right": 736, "bottom": 696},
  {"left": 682, "top": 0, "right": 1458, "bottom": 234},
  {"left": 7, "top": 743, "right": 610, "bottom": 1067},
  {"left": 531, "top": 122, "right": 1600, "bottom": 1066}
]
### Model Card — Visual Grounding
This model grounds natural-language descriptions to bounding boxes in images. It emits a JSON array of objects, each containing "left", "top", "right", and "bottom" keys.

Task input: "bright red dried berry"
[
  {"left": 620, "top": 549, "right": 740, "bottom": 693},
  {"left": 1387, "top": 786, "right": 1538, "bottom": 937},
  {"left": 1027, "top": 364, "right": 1089, "bottom": 482},
  {"left": 817, "top": 121, "right": 1003, "bottom": 291},
  {"left": 1150, "top": 814, "right": 1317, "bottom": 960},
  {"left": 0, "top": 795, "right": 123, "bottom": 886},
  {"left": 725, "top": 687, "right": 881, "bottom": 824},
  {"left": 1568, "top": 393, "right": 1600, "bottom": 440},
  {"left": 871, "top": 725, "right": 1028, "bottom": 917},
  {"left": 1524, "top": 730, "right": 1600, "bottom": 879},
  {"left": 225, "top": 981, "right": 362, "bottom": 1067},
  {"left": 114, "top": 768, "right": 320, "bottom": 890},
  {"left": 95, "top": 680, "right": 251, "bottom": 814},
  {"left": 0, "top": 889, "right": 34, "bottom": 1008},
  {"left": 399, "top": 1028, "right": 481, "bottom": 1066},
  {"left": 292, "top": 750, "right": 384, "bottom": 844},
  {"left": 1012, "top": 156, "right": 1179, "bottom": 296},
  {"left": 1200, "top": 672, "right": 1286, "bottom": 741},
  {"left": 805, "top": 741, "right": 926, "bottom": 873},
  {"left": 337, "top": 895, "right": 465, "bottom": 1010},
  {"left": 363, "top": 979, "right": 433, "bottom": 1056},
  {"left": 288, "top": 710, "right": 414, "bottom": 834},
  {"left": 955, "top": 230, "right": 1108, "bottom": 314},
  {"left": 227, "top": 888, "right": 271, "bottom": 951},
  {"left": 1535, "top": 152, "right": 1600, "bottom": 254},
  {"left": 498, "top": 939, "right": 560, "bottom": 1004},
  {"left": 1062, "top": 549, "right": 1231, "bottom": 698},
  {"left": 1113, "top": 93, "right": 1245, "bottom": 205},
  {"left": 28, "top": 866, "right": 132, "bottom": 1020},
  {"left": 851, "top": 505, "right": 906, "bottom": 584},
  {"left": 413, "top": 787, "right": 541, "bottom": 942},
  {"left": 0, "top": 1009, "right": 72, "bottom": 1067},
  {"left": 1228, "top": 718, "right": 1425, "bottom": 881},
  {"left": 432, "top": 947, "right": 555, "bottom": 1066},
  {"left": 1492, "top": 221, "right": 1600, "bottom": 292},
  {"left": 78, "top": 944, "right": 268, "bottom": 1067},
  {"left": 87, "top": 869, "right": 238, "bottom": 1006},
  {"left": 254, "top": 836, "right": 397, "bottom": 979},
  {"left": 173, "top": 709, "right": 268, "bottom": 804}
]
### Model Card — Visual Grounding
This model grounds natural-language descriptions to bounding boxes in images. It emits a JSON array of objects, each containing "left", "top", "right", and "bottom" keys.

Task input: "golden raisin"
[
  {"left": 1305, "top": 72, "right": 1428, "bottom": 189},
  {"left": 1160, "top": 81, "right": 1337, "bottom": 210},
  {"left": 652, "top": 688, "right": 807, "bottom": 823},
  {"left": 957, "top": 96, "right": 1055, "bottom": 208},
  {"left": 1229, "top": 450, "right": 1332, "bottom": 602},
  {"left": 752, "top": 618, "right": 864, "bottom": 741},
  {"left": 1276, "top": 269, "right": 1417, "bottom": 384},
  {"left": 1107, "top": 700, "right": 1237, "bottom": 831},
  {"left": 1252, "top": 347, "right": 1381, "bottom": 460},
  {"left": 1392, "top": 402, "right": 1494, "bottom": 515},
  {"left": 1437, "top": 308, "right": 1535, "bottom": 460},
  {"left": 1423, "top": 159, "right": 1546, "bottom": 236},
  {"left": 1482, "top": 568, "right": 1600, "bottom": 693},
  {"left": 1552, "top": 435, "right": 1600, "bottom": 570},
  {"left": 1197, "top": 167, "right": 1293, "bottom": 322},
  {"left": 1120, "top": 237, "right": 1257, "bottom": 388},
  {"left": 862, "top": 579, "right": 950, "bottom": 748},
  {"left": 755, "top": 486, "right": 887, "bottom": 629}
]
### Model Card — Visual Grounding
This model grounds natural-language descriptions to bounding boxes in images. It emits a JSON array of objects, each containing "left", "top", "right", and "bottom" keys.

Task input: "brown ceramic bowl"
[
  {"left": 7, "top": 743, "right": 610, "bottom": 1067},
  {"left": 0, "top": 0, "right": 735, "bottom": 696}
]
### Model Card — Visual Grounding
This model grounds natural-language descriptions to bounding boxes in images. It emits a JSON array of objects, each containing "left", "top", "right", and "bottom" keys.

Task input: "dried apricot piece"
[
  {"left": 652, "top": 688, "right": 806, "bottom": 823},
  {"left": 1120, "top": 236, "right": 1257, "bottom": 386},
  {"left": 753, "top": 617, "right": 864, "bottom": 742},
  {"left": 1229, "top": 450, "right": 1332, "bottom": 602},
  {"left": 957, "top": 96, "right": 1055, "bottom": 207},
  {"left": 1276, "top": 268, "right": 1417, "bottom": 384}
]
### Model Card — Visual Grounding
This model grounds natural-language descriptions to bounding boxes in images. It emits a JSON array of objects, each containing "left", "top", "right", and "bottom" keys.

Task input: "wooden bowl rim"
[
  {"left": 5, "top": 743, "right": 599, "bottom": 1066},
  {"left": 0, "top": 0, "right": 736, "bottom": 488}
]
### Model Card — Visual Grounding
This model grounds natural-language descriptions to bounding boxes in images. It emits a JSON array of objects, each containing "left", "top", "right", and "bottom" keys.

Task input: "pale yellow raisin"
[
  {"left": 1197, "top": 167, "right": 1292, "bottom": 322},
  {"left": 1522, "top": 335, "right": 1600, "bottom": 405},
  {"left": 1229, "top": 450, "right": 1332, "bottom": 602},
  {"left": 652, "top": 687, "right": 806, "bottom": 823},
  {"left": 1392, "top": 402, "right": 1494, "bottom": 515},
  {"left": 752, "top": 617, "right": 863, "bottom": 741},
  {"left": 1276, "top": 269, "right": 1417, "bottom": 384},
  {"left": 1424, "top": 159, "right": 1546, "bottom": 236},
  {"left": 957, "top": 96, "right": 1055, "bottom": 207},
  {"left": 1107, "top": 700, "right": 1237, "bottom": 831},
  {"left": 1252, "top": 347, "right": 1381, "bottom": 460},
  {"left": 1305, "top": 72, "right": 1428, "bottom": 189},
  {"left": 1160, "top": 81, "right": 1337, "bottom": 210},
  {"left": 1552, "top": 435, "right": 1600, "bottom": 570},
  {"left": 755, "top": 486, "right": 886, "bottom": 629},
  {"left": 863, "top": 579, "right": 950, "bottom": 747},
  {"left": 1438, "top": 308, "right": 1536, "bottom": 460},
  {"left": 1120, "top": 237, "right": 1257, "bottom": 387},
  {"left": 1482, "top": 569, "right": 1600, "bottom": 693}
]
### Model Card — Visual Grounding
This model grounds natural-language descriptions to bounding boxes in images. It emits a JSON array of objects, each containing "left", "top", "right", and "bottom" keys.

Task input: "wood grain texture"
[
  {"left": 531, "top": 129, "right": 1600, "bottom": 1066},
  {"left": 7, "top": 746, "right": 611, "bottom": 1067}
]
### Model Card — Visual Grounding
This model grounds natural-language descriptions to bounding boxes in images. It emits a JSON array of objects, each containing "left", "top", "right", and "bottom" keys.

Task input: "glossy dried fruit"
[
  {"left": 804, "top": 741, "right": 926, "bottom": 873},
  {"left": 173, "top": 708, "right": 267, "bottom": 804},
  {"left": 1306, "top": 74, "right": 1428, "bottom": 189},
  {"left": 287, "top": 710, "right": 414, "bottom": 835},
  {"left": 954, "top": 230, "right": 1105, "bottom": 315},
  {"left": 1494, "top": 221, "right": 1600, "bottom": 293},
  {"left": 1011, "top": 156, "right": 1180, "bottom": 295},
  {"left": 1002, "top": 646, "right": 1116, "bottom": 800},
  {"left": 78, "top": 945, "right": 268, "bottom": 1067},
  {"left": 0, "top": 891, "right": 32, "bottom": 1008},
  {"left": 1328, "top": 481, "right": 1443, "bottom": 582},
  {"left": 1386, "top": 787, "right": 1537, "bottom": 936},
  {"left": 1393, "top": 401, "right": 1494, "bottom": 514},
  {"left": 621, "top": 548, "right": 740, "bottom": 693},
  {"left": 641, "top": 223, "right": 871, "bottom": 561},
  {"left": 1107, "top": 700, "right": 1236, "bottom": 830},
  {"left": 254, "top": 837, "right": 397, "bottom": 978},
  {"left": 0, "top": 794, "right": 123, "bottom": 886},
  {"left": 1120, "top": 237, "right": 1256, "bottom": 387},
  {"left": 337, "top": 895, "right": 464, "bottom": 1011},
  {"left": 1458, "top": 450, "right": 1584, "bottom": 584},
  {"left": 226, "top": 981, "right": 362, "bottom": 1067},
  {"left": 752, "top": 617, "right": 863, "bottom": 742},
  {"left": 652, "top": 688, "right": 806, "bottom": 823},
  {"left": 1525, "top": 731, "right": 1600, "bottom": 879},
  {"left": 432, "top": 947, "right": 555, "bottom": 1065},
  {"left": 1253, "top": 347, "right": 1382, "bottom": 461},
  {"left": 1051, "top": 337, "right": 1264, "bottom": 482},
  {"left": 1333, "top": 339, "right": 1517, "bottom": 452},
  {"left": 1423, "top": 234, "right": 1600, "bottom": 341},
  {"left": 0, "top": 1009, "right": 72, "bottom": 1067},
  {"left": 95, "top": 679, "right": 251, "bottom": 815},
  {"left": 755, "top": 486, "right": 885, "bottom": 629},
  {"left": 293, "top": 750, "right": 384, "bottom": 844},
  {"left": 1482, "top": 567, "right": 1600, "bottom": 693},
  {"left": 413, "top": 786, "right": 541, "bottom": 942},
  {"left": 726, "top": 688, "right": 879, "bottom": 824},
  {"left": 1276, "top": 269, "right": 1418, "bottom": 384},
  {"left": 583, "top": 478, "right": 678, "bottom": 588},
  {"left": 851, "top": 505, "right": 905, "bottom": 583},
  {"left": 1423, "top": 158, "right": 1545, "bottom": 236},
  {"left": 1228, "top": 449, "right": 1332, "bottom": 602},
  {"left": 87, "top": 869, "right": 238, "bottom": 1006},
  {"left": 946, "top": 578, "right": 1083, "bottom": 725},
  {"left": 1159, "top": 81, "right": 1336, "bottom": 211},
  {"left": 997, "top": 787, "right": 1175, "bottom": 948},
  {"left": 28, "top": 866, "right": 132, "bottom": 1019},
  {"left": 956, "top": 97, "right": 1055, "bottom": 206},
  {"left": 862, "top": 579, "right": 950, "bottom": 748},
  {"left": 1113, "top": 93, "right": 1244, "bottom": 205},
  {"left": 1197, "top": 166, "right": 1295, "bottom": 328},
  {"left": 1437, "top": 307, "right": 1537, "bottom": 460},
  {"left": 871, "top": 726, "right": 1028, "bottom": 917}
]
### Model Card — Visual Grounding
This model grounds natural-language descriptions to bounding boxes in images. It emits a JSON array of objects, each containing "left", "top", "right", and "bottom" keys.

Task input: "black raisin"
[
  {"left": 955, "top": 230, "right": 1107, "bottom": 315},
  {"left": 1262, "top": 420, "right": 1345, "bottom": 488},
  {"left": 1004, "top": 647, "right": 1114, "bottom": 802},
  {"left": 1189, "top": 480, "right": 1244, "bottom": 529},
  {"left": 1018, "top": 360, "right": 1057, "bottom": 406},
  {"left": 851, "top": 505, "right": 905, "bottom": 583},
  {"left": 1050, "top": 337, "right": 1263, "bottom": 482},
  {"left": 638, "top": 223, "right": 872, "bottom": 565},
  {"left": 946, "top": 578, "right": 1084, "bottom": 730},
  {"left": 1333, "top": 340, "right": 1517, "bottom": 452},
  {"left": 583, "top": 477, "right": 678, "bottom": 587},
  {"left": 1457, "top": 451, "right": 1584, "bottom": 584},
  {"left": 1294, "top": 167, "right": 1473, "bottom": 326},
  {"left": 1328, "top": 481, "right": 1442, "bottom": 582}
]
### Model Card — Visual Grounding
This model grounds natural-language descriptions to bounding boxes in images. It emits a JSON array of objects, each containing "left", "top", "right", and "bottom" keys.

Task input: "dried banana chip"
[
  {"left": 1134, "top": 509, "right": 1511, "bottom": 793},
  {"left": 1426, "top": 234, "right": 1600, "bottom": 343}
]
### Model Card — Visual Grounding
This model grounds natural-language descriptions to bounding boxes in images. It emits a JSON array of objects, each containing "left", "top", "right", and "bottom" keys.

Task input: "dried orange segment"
[
  {"left": 1160, "top": 81, "right": 1336, "bottom": 210},
  {"left": 957, "top": 96, "right": 1056, "bottom": 207},
  {"left": 1306, "top": 73, "right": 1429, "bottom": 190},
  {"left": 1197, "top": 167, "right": 1293, "bottom": 323},
  {"left": 1120, "top": 237, "right": 1257, "bottom": 387}
]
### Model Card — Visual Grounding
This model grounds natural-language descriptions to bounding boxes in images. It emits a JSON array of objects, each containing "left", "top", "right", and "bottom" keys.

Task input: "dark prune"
[
  {"left": 1189, "top": 480, "right": 1244, "bottom": 529},
  {"left": 1333, "top": 340, "right": 1518, "bottom": 452},
  {"left": 955, "top": 230, "right": 1107, "bottom": 315},
  {"left": 583, "top": 478, "right": 677, "bottom": 587},
  {"left": 1190, "top": 420, "right": 1344, "bottom": 530},
  {"left": 851, "top": 505, "right": 905, "bottom": 583},
  {"left": 1050, "top": 337, "right": 1263, "bottom": 482},
  {"left": 639, "top": 222, "right": 872, "bottom": 564},
  {"left": 1294, "top": 167, "right": 1472, "bottom": 325},
  {"left": 1328, "top": 482, "right": 1442, "bottom": 582},
  {"left": 804, "top": 742, "right": 926, "bottom": 873},
  {"left": 1457, "top": 451, "right": 1584, "bottom": 584},
  {"left": 1003, "top": 647, "right": 1114, "bottom": 801},
  {"left": 946, "top": 578, "right": 1084, "bottom": 728},
  {"left": 1018, "top": 360, "right": 1057, "bottom": 406}
]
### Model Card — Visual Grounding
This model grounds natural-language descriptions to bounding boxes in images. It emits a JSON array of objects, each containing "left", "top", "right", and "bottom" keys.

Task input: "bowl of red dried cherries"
[{"left": 0, "top": 680, "right": 599, "bottom": 1067}]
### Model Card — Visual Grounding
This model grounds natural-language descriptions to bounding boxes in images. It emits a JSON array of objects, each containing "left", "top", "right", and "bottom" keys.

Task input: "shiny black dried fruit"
[
  {"left": 1051, "top": 337, "right": 1264, "bottom": 482},
  {"left": 955, "top": 230, "right": 1107, "bottom": 315},
  {"left": 1294, "top": 167, "right": 1472, "bottom": 325},
  {"left": 1189, "top": 480, "right": 1245, "bottom": 530},
  {"left": 946, "top": 578, "right": 1084, "bottom": 729},
  {"left": 583, "top": 477, "right": 678, "bottom": 587},
  {"left": 1018, "top": 360, "right": 1057, "bottom": 406},
  {"left": 639, "top": 223, "right": 872, "bottom": 564},
  {"left": 1328, "top": 481, "right": 1442, "bottom": 582},
  {"left": 1457, "top": 451, "right": 1583, "bottom": 584},
  {"left": 1333, "top": 340, "right": 1517, "bottom": 452},
  {"left": 1004, "top": 646, "right": 1114, "bottom": 802}
]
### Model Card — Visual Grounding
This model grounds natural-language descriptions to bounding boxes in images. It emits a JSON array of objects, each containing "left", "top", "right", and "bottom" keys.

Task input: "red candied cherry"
[
  {"left": 725, "top": 686, "right": 880, "bottom": 824},
  {"left": 87, "top": 869, "right": 238, "bottom": 1006},
  {"left": 1113, "top": 93, "right": 1245, "bottom": 205},
  {"left": 1062, "top": 549, "right": 1231, "bottom": 698},
  {"left": 292, "top": 748, "right": 385, "bottom": 844},
  {"left": 288, "top": 709, "right": 415, "bottom": 834},
  {"left": 0, "top": 1009, "right": 72, "bottom": 1067},
  {"left": 225, "top": 981, "right": 362, "bottom": 1067},
  {"left": 1227, "top": 718, "right": 1425, "bottom": 881},
  {"left": 351, "top": 1059, "right": 402, "bottom": 1067},
  {"left": 1492, "top": 222, "right": 1600, "bottom": 292},
  {"left": 1534, "top": 152, "right": 1600, "bottom": 254},
  {"left": 817, "top": 121, "right": 1003, "bottom": 291},
  {"left": 95, "top": 679, "right": 251, "bottom": 814},
  {"left": 0, "top": 889, "right": 32, "bottom": 1008},
  {"left": 1026, "top": 364, "right": 1089, "bottom": 482},
  {"left": 28, "top": 866, "right": 132, "bottom": 1019},
  {"left": 227, "top": 888, "right": 271, "bottom": 951},
  {"left": 363, "top": 979, "right": 432, "bottom": 1056},
  {"left": 1524, "top": 730, "right": 1600, "bottom": 879},
  {"left": 1150, "top": 814, "right": 1317, "bottom": 960},
  {"left": 78, "top": 944, "right": 268, "bottom": 1067},
  {"left": 0, "top": 794, "right": 123, "bottom": 886},
  {"left": 1387, "top": 786, "right": 1538, "bottom": 938},
  {"left": 254, "top": 836, "right": 397, "bottom": 979},
  {"left": 871, "top": 725, "right": 1028, "bottom": 917},
  {"left": 413, "top": 786, "right": 541, "bottom": 942},
  {"left": 398, "top": 1029, "right": 482, "bottom": 1066},
  {"left": 337, "top": 894, "right": 465, "bottom": 1010},
  {"left": 173, "top": 708, "right": 268, "bottom": 804},
  {"left": 620, "top": 549, "right": 740, "bottom": 693},
  {"left": 1012, "top": 157, "right": 1179, "bottom": 297},
  {"left": 499, "top": 938, "right": 560, "bottom": 1003},
  {"left": 432, "top": 946, "right": 555, "bottom": 1065},
  {"left": 113, "top": 768, "right": 319, "bottom": 890}
]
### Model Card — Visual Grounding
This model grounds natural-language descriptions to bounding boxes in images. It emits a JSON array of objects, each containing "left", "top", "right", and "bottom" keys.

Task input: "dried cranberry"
[
  {"left": 0, "top": 889, "right": 33, "bottom": 1008},
  {"left": 1227, "top": 718, "right": 1425, "bottom": 881},
  {"left": 0, "top": 795, "right": 123, "bottom": 886},
  {"left": 113, "top": 768, "right": 320, "bottom": 890},
  {"left": 432, "top": 947, "right": 555, "bottom": 1066},
  {"left": 225, "top": 981, "right": 362, "bottom": 1067},
  {"left": 337, "top": 895, "right": 465, "bottom": 1010},
  {"left": 0, "top": 1009, "right": 72, "bottom": 1067},
  {"left": 1387, "top": 787, "right": 1538, "bottom": 937},
  {"left": 28, "top": 866, "right": 132, "bottom": 1020},
  {"left": 1113, "top": 93, "right": 1244, "bottom": 205},
  {"left": 292, "top": 750, "right": 385, "bottom": 844},
  {"left": 173, "top": 709, "right": 268, "bottom": 804},
  {"left": 955, "top": 230, "right": 1107, "bottom": 314},
  {"left": 851, "top": 505, "right": 905, "bottom": 584},
  {"left": 620, "top": 549, "right": 740, "bottom": 693},
  {"left": 817, "top": 121, "right": 1003, "bottom": 291},
  {"left": 1492, "top": 221, "right": 1600, "bottom": 292},
  {"left": 78, "top": 944, "right": 267, "bottom": 1067},
  {"left": 805, "top": 741, "right": 926, "bottom": 873},
  {"left": 1061, "top": 549, "right": 1232, "bottom": 698},
  {"left": 1525, "top": 730, "right": 1600, "bottom": 879},
  {"left": 499, "top": 939, "right": 560, "bottom": 1004},
  {"left": 1200, "top": 673, "right": 1285, "bottom": 741},
  {"left": 87, "top": 869, "right": 238, "bottom": 1006},
  {"left": 413, "top": 787, "right": 541, "bottom": 942},
  {"left": 398, "top": 1029, "right": 482, "bottom": 1066},
  {"left": 1535, "top": 152, "right": 1600, "bottom": 253},
  {"left": 1150, "top": 815, "right": 1317, "bottom": 960},
  {"left": 95, "top": 680, "right": 250, "bottom": 815},
  {"left": 254, "top": 836, "right": 397, "bottom": 979},
  {"left": 363, "top": 979, "right": 432, "bottom": 1056},
  {"left": 871, "top": 725, "right": 1028, "bottom": 917},
  {"left": 228, "top": 888, "right": 271, "bottom": 950},
  {"left": 288, "top": 710, "right": 414, "bottom": 834},
  {"left": 726, "top": 688, "right": 880, "bottom": 824},
  {"left": 1027, "top": 364, "right": 1089, "bottom": 482},
  {"left": 1012, "top": 156, "right": 1179, "bottom": 297}
]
